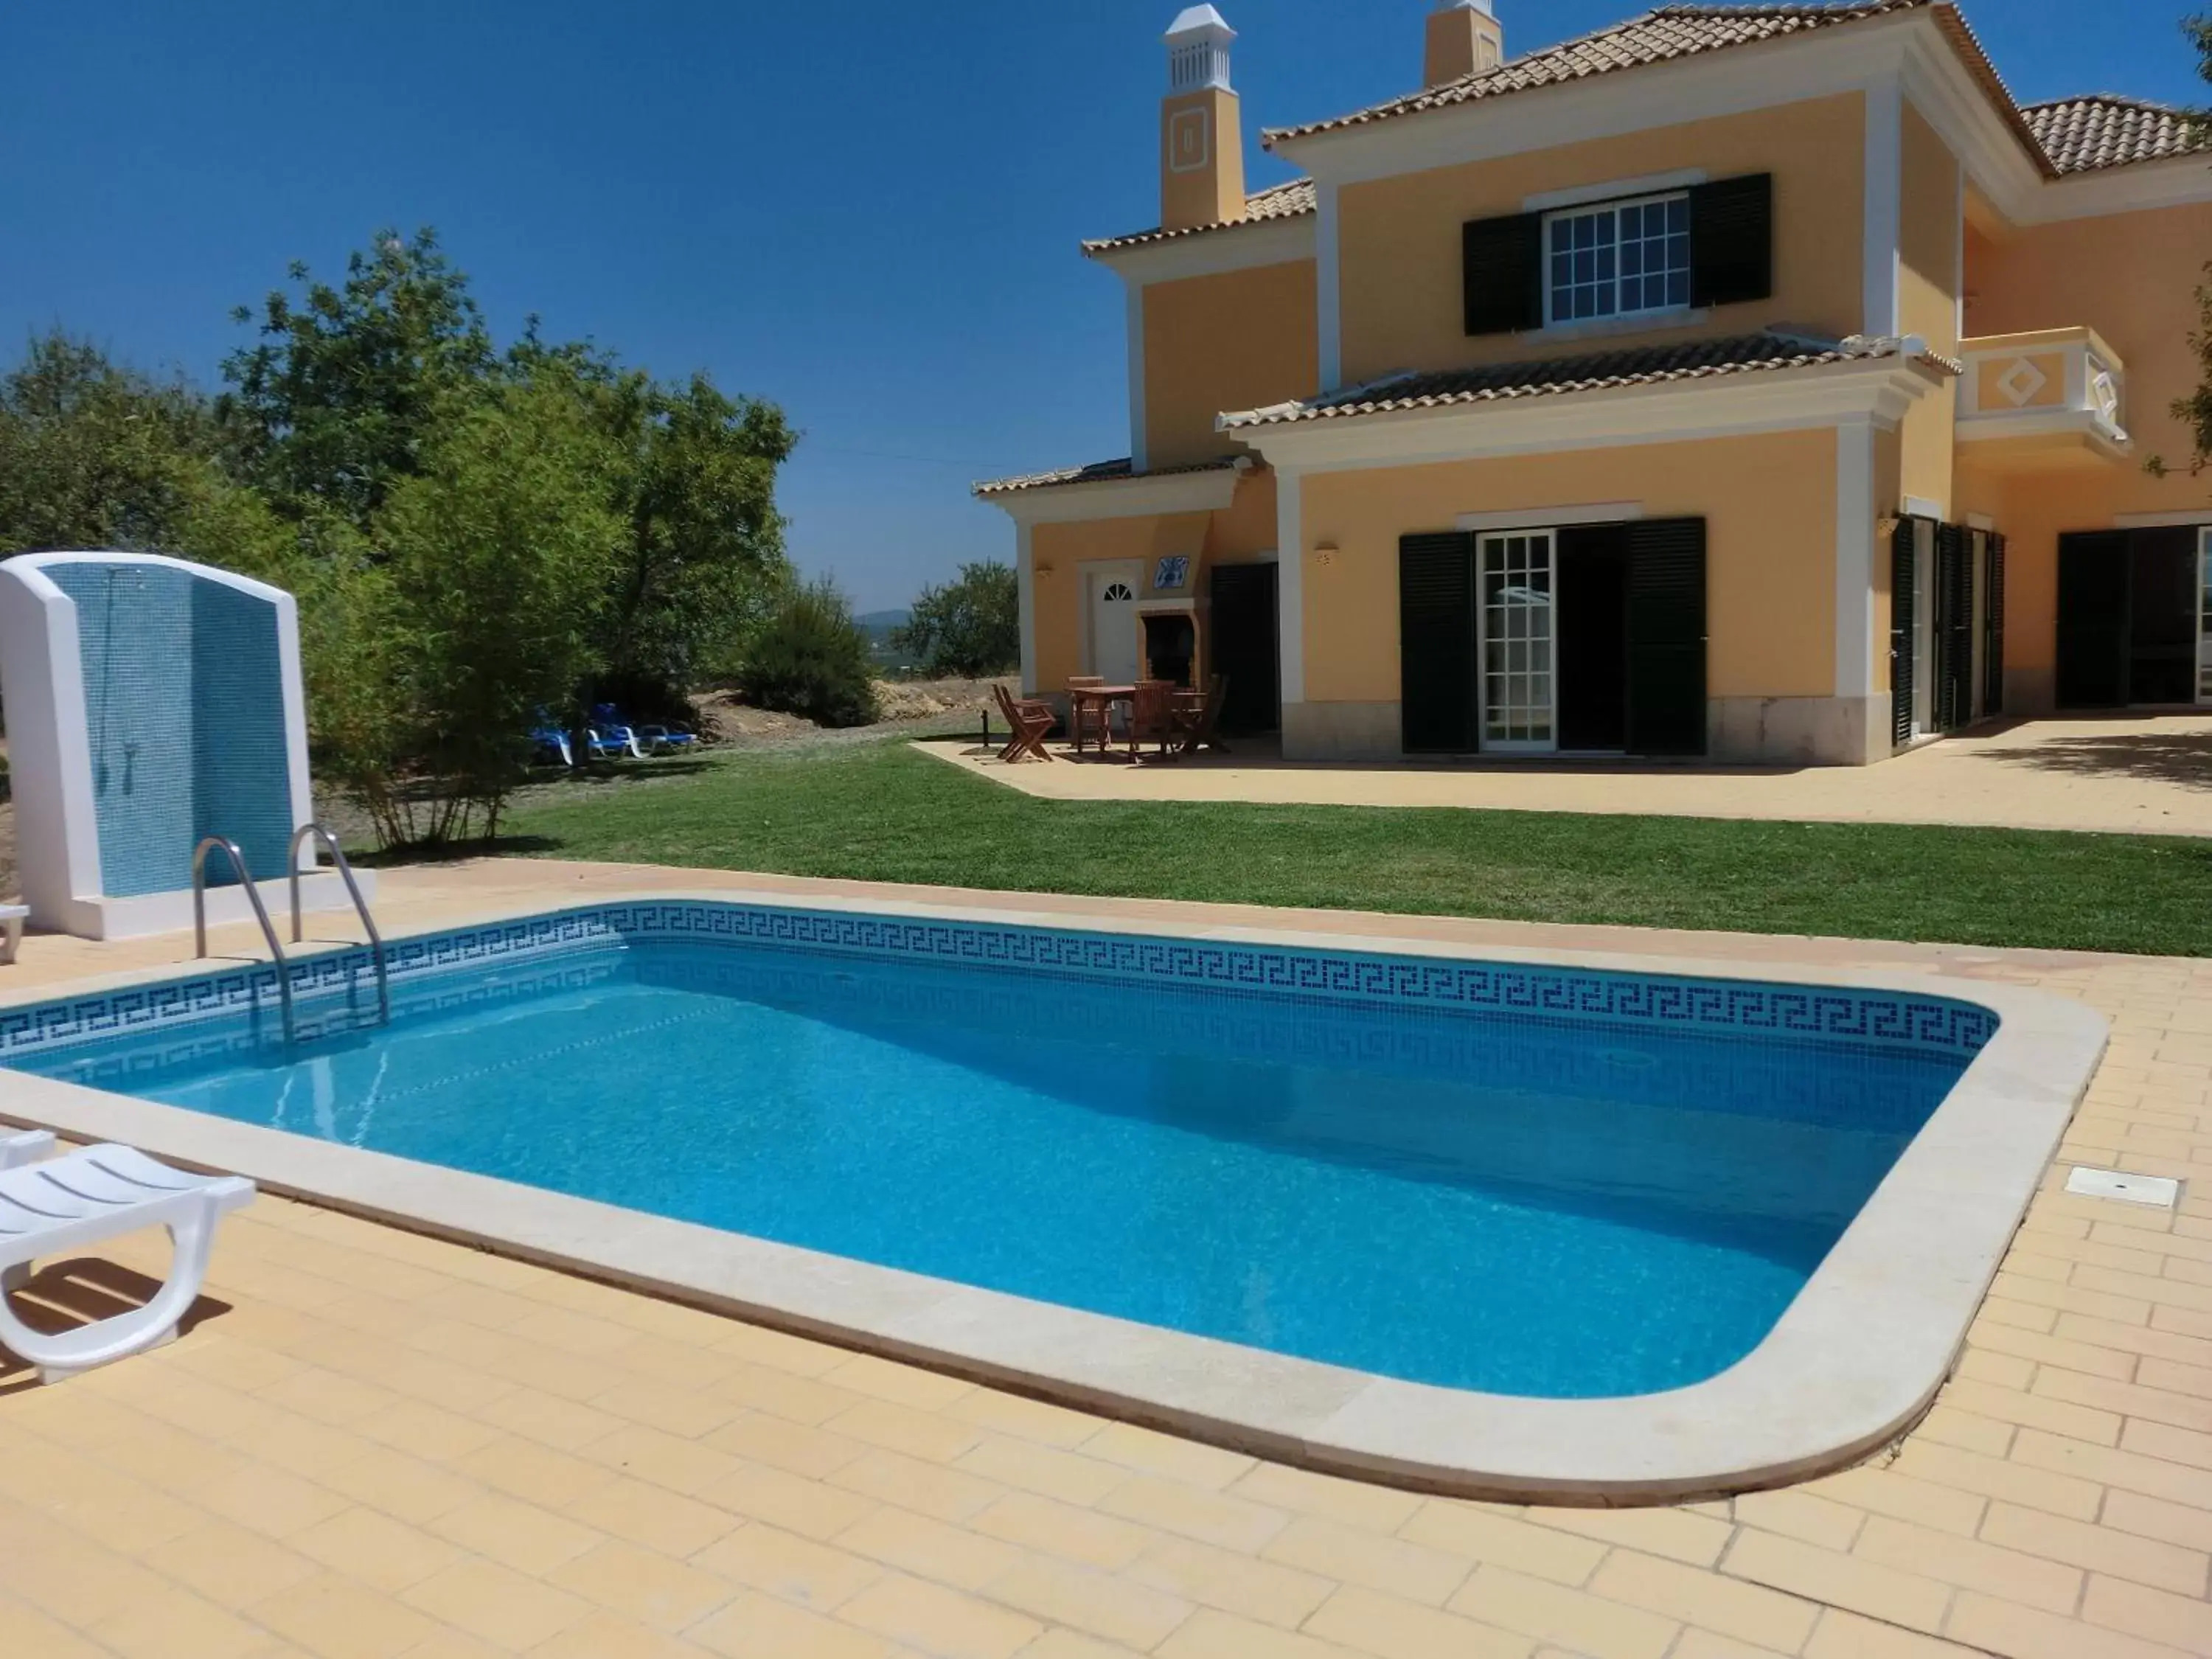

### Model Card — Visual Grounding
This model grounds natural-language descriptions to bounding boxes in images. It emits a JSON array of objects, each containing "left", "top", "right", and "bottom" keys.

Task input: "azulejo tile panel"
[{"left": 0, "top": 900, "right": 1999, "bottom": 1067}]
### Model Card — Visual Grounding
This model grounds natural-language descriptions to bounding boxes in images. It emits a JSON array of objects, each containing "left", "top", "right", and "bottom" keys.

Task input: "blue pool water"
[{"left": 5, "top": 912, "right": 1986, "bottom": 1397}]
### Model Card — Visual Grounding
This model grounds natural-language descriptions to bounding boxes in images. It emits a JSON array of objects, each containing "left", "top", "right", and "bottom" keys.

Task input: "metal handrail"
[
  {"left": 290, "top": 823, "right": 389, "bottom": 1026},
  {"left": 192, "top": 835, "right": 294, "bottom": 1043}
]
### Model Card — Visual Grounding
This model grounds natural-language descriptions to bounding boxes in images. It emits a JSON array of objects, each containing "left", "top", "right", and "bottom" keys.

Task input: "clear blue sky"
[{"left": 1, "top": 1, "right": 2202, "bottom": 611}]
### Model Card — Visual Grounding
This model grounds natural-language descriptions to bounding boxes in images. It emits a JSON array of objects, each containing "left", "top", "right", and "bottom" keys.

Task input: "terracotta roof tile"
[
  {"left": 2022, "top": 94, "right": 2208, "bottom": 174},
  {"left": 1217, "top": 331, "right": 1955, "bottom": 428},
  {"left": 973, "top": 455, "right": 1244, "bottom": 498},
  {"left": 1082, "top": 178, "right": 1317, "bottom": 257}
]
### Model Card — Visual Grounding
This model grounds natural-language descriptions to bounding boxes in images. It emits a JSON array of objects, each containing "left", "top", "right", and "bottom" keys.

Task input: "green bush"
[
  {"left": 891, "top": 560, "right": 1019, "bottom": 678},
  {"left": 739, "top": 580, "right": 880, "bottom": 728}
]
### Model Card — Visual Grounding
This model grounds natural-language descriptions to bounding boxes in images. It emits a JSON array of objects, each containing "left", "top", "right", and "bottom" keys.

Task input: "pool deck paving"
[
  {"left": 1, "top": 860, "right": 2208, "bottom": 1658},
  {"left": 924, "top": 712, "right": 2212, "bottom": 838}
]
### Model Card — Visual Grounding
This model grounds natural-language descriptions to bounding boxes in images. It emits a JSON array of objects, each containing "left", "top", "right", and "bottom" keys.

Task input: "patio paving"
[
  {"left": 926, "top": 714, "right": 2212, "bottom": 838},
  {"left": 1, "top": 862, "right": 2208, "bottom": 1658}
]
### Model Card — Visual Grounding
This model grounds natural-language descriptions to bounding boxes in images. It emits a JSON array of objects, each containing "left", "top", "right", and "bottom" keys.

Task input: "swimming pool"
[{"left": 0, "top": 894, "right": 2104, "bottom": 1496}]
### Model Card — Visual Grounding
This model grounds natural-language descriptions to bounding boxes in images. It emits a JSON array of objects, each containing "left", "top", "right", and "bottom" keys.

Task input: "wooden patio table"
[{"left": 1066, "top": 684, "right": 1136, "bottom": 757}]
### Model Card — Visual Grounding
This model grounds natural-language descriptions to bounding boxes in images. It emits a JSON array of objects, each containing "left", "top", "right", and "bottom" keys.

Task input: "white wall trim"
[
  {"left": 1276, "top": 467, "right": 1307, "bottom": 703},
  {"left": 1125, "top": 284, "right": 1149, "bottom": 473},
  {"left": 1863, "top": 77, "right": 1902, "bottom": 338},
  {"left": 1901, "top": 495, "right": 1944, "bottom": 521},
  {"left": 1522, "top": 167, "right": 1709, "bottom": 213},
  {"left": 1456, "top": 501, "right": 1645, "bottom": 532},
  {"left": 1835, "top": 417, "right": 1877, "bottom": 700},
  {"left": 984, "top": 465, "right": 1247, "bottom": 526},
  {"left": 1086, "top": 216, "right": 1316, "bottom": 285},
  {"left": 1966, "top": 512, "right": 1996, "bottom": 532},
  {"left": 2115, "top": 509, "right": 2212, "bottom": 529},
  {"left": 1316, "top": 181, "right": 1343, "bottom": 392},
  {"left": 1015, "top": 522, "right": 1038, "bottom": 696},
  {"left": 2028, "top": 153, "right": 2212, "bottom": 223},
  {"left": 1231, "top": 358, "right": 1941, "bottom": 475}
]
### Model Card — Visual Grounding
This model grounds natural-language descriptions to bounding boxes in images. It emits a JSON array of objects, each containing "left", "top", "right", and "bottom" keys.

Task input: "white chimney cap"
[
  {"left": 1166, "top": 5, "right": 1234, "bottom": 41},
  {"left": 1435, "top": 0, "right": 1495, "bottom": 13}
]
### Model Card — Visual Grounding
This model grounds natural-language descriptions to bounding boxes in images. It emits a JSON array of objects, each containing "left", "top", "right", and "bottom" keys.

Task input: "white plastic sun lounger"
[
  {"left": 0, "top": 1130, "right": 254, "bottom": 1381},
  {"left": 0, "top": 903, "right": 26, "bottom": 964}
]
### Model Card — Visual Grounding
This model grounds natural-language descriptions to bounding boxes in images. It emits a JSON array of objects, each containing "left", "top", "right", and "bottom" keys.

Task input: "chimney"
[
  {"left": 1425, "top": 0, "right": 1503, "bottom": 87},
  {"left": 1160, "top": 6, "right": 1245, "bottom": 232}
]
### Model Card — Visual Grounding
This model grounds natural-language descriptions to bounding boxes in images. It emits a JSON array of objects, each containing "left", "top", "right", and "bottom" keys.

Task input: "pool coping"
[{"left": 0, "top": 886, "right": 2110, "bottom": 1503}]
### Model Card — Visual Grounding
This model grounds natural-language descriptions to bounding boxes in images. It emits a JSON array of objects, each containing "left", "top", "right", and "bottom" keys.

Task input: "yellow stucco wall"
[
  {"left": 1144, "top": 262, "right": 1319, "bottom": 469},
  {"left": 1898, "top": 102, "right": 1961, "bottom": 517},
  {"left": 1028, "top": 471, "right": 1280, "bottom": 692},
  {"left": 1335, "top": 94, "right": 1866, "bottom": 384},
  {"left": 1963, "top": 198, "right": 2212, "bottom": 693},
  {"left": 1296, "top": 431, "right": 1840, "bottom": 704}
]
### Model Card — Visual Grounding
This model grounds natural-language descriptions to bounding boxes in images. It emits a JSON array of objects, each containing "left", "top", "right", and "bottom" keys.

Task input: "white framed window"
[{"left": 1545, "top": 192, "right": 1691, "bottom": 326}]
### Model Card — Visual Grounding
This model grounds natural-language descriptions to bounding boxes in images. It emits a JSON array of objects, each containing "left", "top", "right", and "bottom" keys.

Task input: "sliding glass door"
[{"left": 1479, "top": 531, "right": 1556, "bottom": 752}]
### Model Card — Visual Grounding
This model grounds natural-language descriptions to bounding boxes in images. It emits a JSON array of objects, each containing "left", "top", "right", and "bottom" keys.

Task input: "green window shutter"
[
  {"left": 1624, "top": 517, "right": 1707, "bottom": 757},
  {"left": 1463, "top": 212, "right": 1545, "bottom": 336},
  {"left": 1935, "top": 523, "right": 1973, "bottom": 731},
  {"left": 1399, "top": 532, "right": 1478, "bottom": 753},
  {"left": 2056, "top": 530, "right": 2131, "bottom": 708},
  {"left": 1688, "top": 174, "right": 1773, "bottom": 309},
  {"left": 1890, "top": 519, "right": 1916, "bottom": 748},
  {"left": 1983, "top": 534, "right": 2006, "bottom": 717}
]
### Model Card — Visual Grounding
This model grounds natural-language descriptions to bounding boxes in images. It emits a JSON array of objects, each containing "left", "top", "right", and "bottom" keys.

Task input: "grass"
[{"left": 497, "top": 739, "right": 2212, "bottom": 957}]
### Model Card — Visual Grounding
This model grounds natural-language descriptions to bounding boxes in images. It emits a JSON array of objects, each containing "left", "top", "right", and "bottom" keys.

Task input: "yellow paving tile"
[
  {"left": 1227, "top": 1462, "right": 1426, "bottom": 1535},
  {"left": 1262, "top": 1513, "right": 1475, "bottom": 1605},
  {"left": 1978, "top": 1499, "right": 2211, "bottom": 1594},
  {"left": 981, "top": 1553, "right": 1194, "bottom": 1649},
  {"left": 836, "top": 1503, "right": 1030, "bottom": 1593},
  {"left": 1446, "top": 1563, "right": 1680, "bottom": 1659},
  {"left": 1298, "top": 1583, "right": 1537, "bottom": 1659},
  {"left": 686, "top": 1585, "right": 908, "bottom": 1658},
  {"left": 1126, "top": 1534, "right": 1335, "bottom": 1628},
  {"left": 1397, "top": 1501, "right": 1610, "bottom": 1586},
  {"left": 1516, "top": 1501, "right": 1736, "bottom": 1568},
  {"left": 1719, "top": 1530, "right": 1951, "bottom": 1637},
  {"left": 140, "top": 1517, "right": 321, "bottom": 1609},
  {"left": 954, "top": 1433, "right": 1130, "bottom": 1505},
  {"left": 692, "top": 1520, "right": 884, "bottom": 1611},
  {"left": 425, "top": 1491, "right": 604, "bottom": 1576},
  {"left": 545, "top": 1538, "right": 737, "bottom": 1632},
  {"left": 838, "top": 1571, "right": 1046, "bottom": 1659},
  {"left": 560, "top": 1473, "right": 743, "bottom": 1558},
  {"left": 1151, "top": 1607, "right": 1364, "bottom": 1658},
  {"left": 2080, "top": 1573, "right": 2212, "bottom": 1653},
  {"left": 1850, "top": 1514, "right": 2082, "bottom": 1613},
  {"left": 289, "top": 1505, "right": 463, "bottom": 1596},
  {"left": 399, "top": 1558, "right": 594, "bottom": 1650},
  {"left": 1946, "top": 1591, "right": 2198, "bottom": 1659},
  {"left": 1587, "top": 1548, "right": 1820, "bottom": 1652},
  {"left": 1731, "top": 1486, "right": 1868, "bottom": 1551},
  {"left": 971, "top": 1492, "right": 1158, "bottom": 1571},
  {"left": 88, "top": 1585, "right": 285, "bottom": 1659},
  {"left": 1094, "top": 1473, "right": 1291, "bottom": 1553},
  {"left": 1804, "top": 1608, "right": 1983, "bottom": 1657},
  {"left": 251, "top": 1571, "right": 442, "bottom": 1658}
]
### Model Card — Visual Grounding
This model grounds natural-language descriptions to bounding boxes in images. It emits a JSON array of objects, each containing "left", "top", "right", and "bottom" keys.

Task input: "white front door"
[
  {"left": 1085, "top": 563, "right": 1143, "bottom": 684},
  {"left": 1478, "top": 530, "right": 1557, "bottom": 752}
]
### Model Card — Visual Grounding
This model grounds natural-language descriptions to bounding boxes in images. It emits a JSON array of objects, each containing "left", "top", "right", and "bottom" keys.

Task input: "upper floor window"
[
  {"left": 1464, "top": 173, "right": 1773, "bottom": 339},
  {"left": 1546, "top": 193, "right": 1691, "bottom": 325}
]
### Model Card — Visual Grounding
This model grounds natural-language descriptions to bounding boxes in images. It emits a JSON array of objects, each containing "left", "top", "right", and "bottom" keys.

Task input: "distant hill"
[{"left": 855, "top": 607, "right": 919, "bottom": 673}]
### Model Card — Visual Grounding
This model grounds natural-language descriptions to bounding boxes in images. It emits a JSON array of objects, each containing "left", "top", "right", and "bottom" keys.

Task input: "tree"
[
  {"left": 891, "top": 561, "right": 1020, "bottom": 678},
  {"left": 518, "top": 338, "right": 798, "bottom": 709},
  {"left": 2159, "top": 16, "right": 2212, "bottom": 475},
  {"left": 218, "top": 227, "right": 495, "bottom": 526},
  {"left": 739, "top": 580, "right": 880, "bottom": 727},
  {"left": 0, "top": 332, "right": 232, "bottom": 554},
  {"left": 371, "top": 372, "right": 626, "bottom": 843}
]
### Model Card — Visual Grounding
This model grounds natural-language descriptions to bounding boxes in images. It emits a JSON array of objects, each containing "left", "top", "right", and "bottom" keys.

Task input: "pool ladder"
[{"left": 191, "top": 824, "right": 389, "bottom": 1043}]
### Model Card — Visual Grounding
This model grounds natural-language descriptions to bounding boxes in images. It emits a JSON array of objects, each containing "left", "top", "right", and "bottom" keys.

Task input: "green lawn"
[{"left": 496, "top": 740, "right": 2212, "bottom": 957}]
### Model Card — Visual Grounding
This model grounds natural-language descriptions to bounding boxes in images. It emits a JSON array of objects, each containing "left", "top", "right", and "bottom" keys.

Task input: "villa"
[{"left": 979, "top": 0, "right": 2212, "bottom": 765}]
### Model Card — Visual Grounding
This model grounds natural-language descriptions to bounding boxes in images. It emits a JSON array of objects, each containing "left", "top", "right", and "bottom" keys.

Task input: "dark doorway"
[
  {"left": 2132, "top": 527, "right": 2198, "bottom": 705},
  {"left": 1141, "top": 613, "right": 1195, "bottom": 687},
  {"left": 1208, "top": 562, "right": 1280, "bottom": 733},
  {"left": 1555, "top": 524, "right": 1627, "bottom": 751}
]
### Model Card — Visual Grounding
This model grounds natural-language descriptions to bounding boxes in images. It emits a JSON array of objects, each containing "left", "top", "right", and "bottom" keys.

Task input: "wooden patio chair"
[
  {"left": 1065, "top": 676, "right": 1110, "bottom": 754},
  {"left": 992, "top": 683, "right": 1057, "bottom": 763},
  {"left": 1127, "top": 680, "right": 1178, "bottom": 762},
  {"left": 1172, "top": 675, "right": 1231, "bottom": 758}
]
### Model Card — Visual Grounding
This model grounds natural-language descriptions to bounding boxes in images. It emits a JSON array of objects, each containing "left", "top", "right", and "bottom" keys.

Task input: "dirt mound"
[{"left": 689, "top": 677, "right": 1009, "bottom": 748}]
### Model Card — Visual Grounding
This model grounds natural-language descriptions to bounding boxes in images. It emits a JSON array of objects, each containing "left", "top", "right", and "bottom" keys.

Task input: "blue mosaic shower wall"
[{"left": 46, "top": 562, "right": 293, "bottom": 898}]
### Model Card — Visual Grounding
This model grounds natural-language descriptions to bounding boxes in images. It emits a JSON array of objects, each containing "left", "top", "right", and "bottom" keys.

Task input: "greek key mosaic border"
[{"left": 0, "top": 900, "right": 1999, "bottom": 1065}]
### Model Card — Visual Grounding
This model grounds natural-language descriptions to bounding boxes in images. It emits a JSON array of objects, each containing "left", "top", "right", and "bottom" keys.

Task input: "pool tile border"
[
  {"left": 0, "top": 887, "right": 2107, "bottom": 1503},
  {"left": 0, "top": 897, "right": 1998, "bottom": 1063}
]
